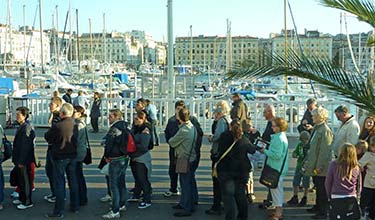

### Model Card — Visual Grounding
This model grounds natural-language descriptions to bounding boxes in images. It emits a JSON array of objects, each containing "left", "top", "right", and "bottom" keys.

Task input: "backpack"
[
  {"left": 118, "top": 127, "right": 136, "bottom": 155},
  {"left": 2, "top": 134, "right": 12, "bottom": 162}
]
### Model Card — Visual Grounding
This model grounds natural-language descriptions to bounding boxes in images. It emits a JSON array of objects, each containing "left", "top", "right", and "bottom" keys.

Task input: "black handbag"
[
  {"left": 83, "top": 128, "right": 92, "bottom": 165},
  {"left": 328, "top": 197, "right": 360, "bottom": 220},
  {"left": 9, "top": 166, "right": 18, "bottom": 187},
  {"left": 2, "top": 133, "right": 12, "bottom": 162},
  {"left": 259, "top": 147, "right": 288, "bottom": 189}
]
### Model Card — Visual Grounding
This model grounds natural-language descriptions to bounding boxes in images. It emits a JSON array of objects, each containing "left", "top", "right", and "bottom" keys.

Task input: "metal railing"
[{"left": 7, "top": 96, "right": 359, "bottom": 136}]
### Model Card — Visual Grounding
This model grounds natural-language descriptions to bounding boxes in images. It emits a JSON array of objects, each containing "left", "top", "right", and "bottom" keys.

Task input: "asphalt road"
[{"left": 0, "top": 128, "right": 322, "bottom": 220}]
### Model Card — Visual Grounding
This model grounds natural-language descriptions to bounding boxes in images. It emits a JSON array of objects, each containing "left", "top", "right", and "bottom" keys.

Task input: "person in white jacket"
[{"left": 331, "top": 105, "right": 360, "bottom": 157}]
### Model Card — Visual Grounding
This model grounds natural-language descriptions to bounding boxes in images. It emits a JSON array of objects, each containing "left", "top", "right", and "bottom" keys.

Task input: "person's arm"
[
  {"left": 264, "top": 137, "right": 285, "bottom": 160},
  {"left": 212, "top": 119, "right": 226, "bottom": 143},
  {"left": 315, "top": 129, "right": 333, "bottom": 174},
  {"left": 133, "top": 128, "right": 151, "bottom": 153},
  {"left": 358, "top": 152, "right": 370, "bottom": 168},
  {"left": 244, "top": 138, "right": 256, "bottom": 155},
  {"left": 169, "top": 126, "right": 188, "bottom": 149},
  {"left": 325, "top": 162, "right": 334, "bottom": 199}
]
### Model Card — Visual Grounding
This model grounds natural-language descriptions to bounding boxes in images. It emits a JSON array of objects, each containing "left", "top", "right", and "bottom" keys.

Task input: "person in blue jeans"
[
  {"left": 102, "top": 109, "right": 130, "bottom": 219},
  {"left": 169, "top": 106, "right": 198, "bottom": 217},
  {"left": 44, "top": 103, "right": 79, "bottom": 218}
]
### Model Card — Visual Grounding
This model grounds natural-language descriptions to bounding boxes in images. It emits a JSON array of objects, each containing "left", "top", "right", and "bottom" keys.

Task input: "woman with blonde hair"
[
  {"left": 304, "top": 106, "right": 333, "bottom": 219},
  {"left": 259, "top": 117, "right": 289, "bottom": 220},
  {"left": 325, "top": 143, "right": 361, "bottom": 220}
]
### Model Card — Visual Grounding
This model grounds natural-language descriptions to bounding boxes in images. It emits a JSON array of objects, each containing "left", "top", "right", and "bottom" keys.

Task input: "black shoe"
[
  {"left": 307, "top": 206, "right": 318, "bottom": 213},
  {"left": 205, "top": 208, "right": 221, "bottom": 216},
  {"left": 287, "top": 195, "right": 299, "bottom": 205},
  {"left": 311, "top": 213, "right": 327, "bottom": 219},
  {"left": 174, "top": 211, "right": 192, "bottom": 217},
  {"left": 172, "top": 204, "right": 183, "bottom": 210},
  {"left": 258, "top": 200, "right": 272, "bottom": 209},
  {"left": 45, "top": 213, "right": 64, "bottom": 218},
  {"left": 299, "top": 196, "right": 307, "bottom": 206}
]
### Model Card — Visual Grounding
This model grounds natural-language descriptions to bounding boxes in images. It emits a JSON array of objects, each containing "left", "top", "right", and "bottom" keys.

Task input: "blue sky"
[{"left": 0, "top": 0, "right": 372, "bottom": 41}]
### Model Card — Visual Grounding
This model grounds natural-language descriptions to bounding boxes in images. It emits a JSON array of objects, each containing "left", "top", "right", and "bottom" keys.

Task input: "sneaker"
[
  {"left": 12, "top": 200, "right": 22, "bottom": 205},
  {"left": 205, "top": 208, "right": 221, "bottom": 216},
  {"left": 32, "top": 188, "right": 36, "bottom": 192},
  {"left": 299, "top": 196, "right": 307, "bottom": 206},
  {"left": 45, "top": 213, "right": 64, "bottom": 218},
  {"left": 287, "top": 195, "right": 299, "bottom": 205},
  {"left": 10, "top": 191, "right": 19, "bottom": 198},
  {"left": 44, "top": 194, "right": 56, "bottom": 203},
  {"left": 47, "top": 197, "right": 56, "bottom": 203},
  {"left": 163, "top": 191, "right": 178, "bottom": 197},
  {"left": 102, "top": 210, "right": 120, "bottom": 219},
  {"left": 100, "top": 194, "right": 112, "bottom": 203},
  {"left": 138, "top": 202, "right": 151, "bottom": 209},
  {"left": 17, "top": 204, "right": 33, "bottom": 210},
  {"left": 127, "top": 196, "right": 140, "bottom": 202},
  {"left": 0, "top": 204, "right": 3, "bottom": 211},
  {"left": 119, "top": 205, "right": 126, "bottom": 212}
]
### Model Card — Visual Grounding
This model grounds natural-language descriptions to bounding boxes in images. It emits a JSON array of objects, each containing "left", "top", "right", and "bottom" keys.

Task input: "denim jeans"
[
  {"left": 179, "top": 161, "right": 197, "bottom": 213},
  {"left": 109, "top": 158, "right": 129, "bottom": 213},
  {"left": 52, "top": 158, "right": 79, "bottom": 215},
  {"left": 219, "top": 177, "right": 248, "bottom": 220},
  {"left": 168, "top": 147, "right": 178, "bottom": 193},
  {"left": 76, "top": 161, "right": 88, "bottom": 205},
  {"left": 0, "top": 164, "right": 4, "bottom": 204},
  {"left": 45, "top": 150, "right": 55, "bottom": 196},
  {"left": 130, "top": 161, "right": 152, "bottom": 203}
]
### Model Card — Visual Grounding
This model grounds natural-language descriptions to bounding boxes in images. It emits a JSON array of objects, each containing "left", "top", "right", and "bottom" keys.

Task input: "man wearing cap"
[
  {"left": 297, "top": 98, "right": 317, "bottom": 133},
  {"left": 331, "top": 105, "right": 360, "bottom": 157},
  {"left": 230, "top": 93, "right": 248, "bottom": 123}
]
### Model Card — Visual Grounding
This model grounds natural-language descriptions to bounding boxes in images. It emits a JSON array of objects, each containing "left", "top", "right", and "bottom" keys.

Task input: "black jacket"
[
  {"left": 90, "top": 98, "right": 101, "bottom": 118},
  {"left": 262, "top": 120, "right": 274, "bottom": 143},
  {"left": 45, "top": 117, "right": 77, "bottom": 160},
  {"left": 217, "top": 131, "right": 256, "bottom": 181},
  {"left": 104, "top": 120, "right": 128, "bottom": 158},
  {"left": 164, "top": 115, "right": 203, "bottom": 156},
  {"left": 62, "top": 93, "right": 72, "bottom": 104},
  {"left": 130, "top": 123, "right": 151, "bottom": 158},
  {"left": 12, "top": 121, "right": 35, "bottom": 165}
]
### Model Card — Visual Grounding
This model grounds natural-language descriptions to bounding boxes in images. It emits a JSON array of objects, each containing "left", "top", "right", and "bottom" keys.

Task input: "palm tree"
[{"left": 228, "top": 0, "right": 375, "bottom": 114}]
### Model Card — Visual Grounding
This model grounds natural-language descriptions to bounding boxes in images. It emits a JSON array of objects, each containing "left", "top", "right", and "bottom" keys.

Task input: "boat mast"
[
  {"left": 225, "top": 19, "right": 232, "bottom": 73},
  {"left": 24, "top": 4, "right": 29, "bottom": 95},
  {"left": 167, "top": 0, "right": 175, "bottom": 110},
  {"left": 190, "top": 25, "right": 193, "bottom": 75},
  {"left": 284, "top": 0, "right": 288, "bottom": 94},
  {"left": 55, "top": 6, "right": 59, "bottom": 73},
  {"left": 103, "top": 13, "right": 107, "bottom": 64},
  {"left": 39, "top": 0, "right": 44, "bottom": 73},
  {"left": 76, "top": 9, "right": 80, "bottom": 73}
]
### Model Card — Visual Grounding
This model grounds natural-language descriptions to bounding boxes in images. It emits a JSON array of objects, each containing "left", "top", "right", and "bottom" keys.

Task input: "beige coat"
[
  {"left": 305, "top": 122, "right": 333, "bottom": 177},
  {"left": 169, "top": 121, "right": 197, "bottom": 162}
]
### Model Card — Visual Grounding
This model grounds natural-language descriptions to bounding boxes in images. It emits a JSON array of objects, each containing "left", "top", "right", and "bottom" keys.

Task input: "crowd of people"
[{"left": 0, "top": 92, "right": 374, "bottom": 220}]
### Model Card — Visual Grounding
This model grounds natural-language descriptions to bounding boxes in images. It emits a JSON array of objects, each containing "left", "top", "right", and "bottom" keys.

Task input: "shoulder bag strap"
[
  {"left": 187, "top": 128, "right": 196, "bottom": 161},
  {"left": 84, "top": 127, "right": 91, "bottom": 149},
  {"left": 279, "top": 145, "right": 288, "bottom": 173},
  {"left": 215, "top": 140, "right": 237, "bottom": 166}
]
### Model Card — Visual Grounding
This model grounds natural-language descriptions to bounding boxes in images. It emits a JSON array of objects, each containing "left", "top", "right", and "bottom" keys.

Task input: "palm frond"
[
  {"left": 228, "top": 49, "right": 375, "bottom": 114},
  {"left": 319, "top": 0, "right": 375, "bottom": 28},
  {"left": 368, "top": 34, "right": 375, "bottom": 46}
]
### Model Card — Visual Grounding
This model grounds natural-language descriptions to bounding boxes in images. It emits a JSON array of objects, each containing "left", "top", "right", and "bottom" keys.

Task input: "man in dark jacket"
[
  {"left": 44, "top": 97, "right": 62, "bottom": 203},
  {"left": 101, "top": 109, "right": 129, "bottom": 219},
  {"left": 90, "top": 91, "right": 101, "bottom": 133},
  {"left": 230, "top": 93, "right": 248, "bottom": 123},
  {"left": 45, "top": 103, "right": 79, "bottom": 218},
  {"left": 62, "top": 89, "right": 73, "bottom": 104},
  {"left": 12, "top": 107, "right": 35, "bottom": 210},
  {"left": 297, "top": 98, "right": 317, "bottom": 133},
  {"left": 164, "top": 100, "right": 203, "bottom": 198}
]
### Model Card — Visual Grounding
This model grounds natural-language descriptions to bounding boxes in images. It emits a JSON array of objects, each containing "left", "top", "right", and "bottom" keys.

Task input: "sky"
[{"left": 0, "top": 0, "right": 372, "bottom": 42}]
